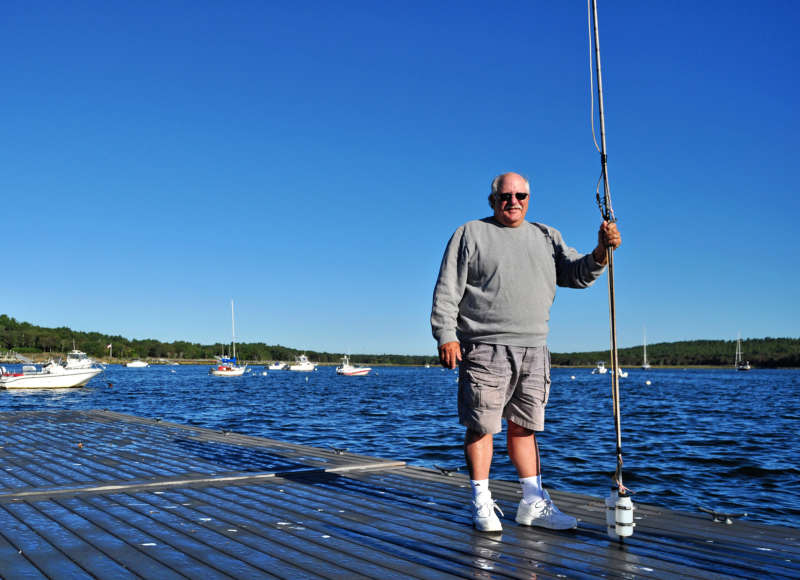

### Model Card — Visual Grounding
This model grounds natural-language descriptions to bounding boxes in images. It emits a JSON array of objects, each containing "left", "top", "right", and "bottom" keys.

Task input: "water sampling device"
[{"left": 587, "top": 0, "right": 636, "bottom": 540}]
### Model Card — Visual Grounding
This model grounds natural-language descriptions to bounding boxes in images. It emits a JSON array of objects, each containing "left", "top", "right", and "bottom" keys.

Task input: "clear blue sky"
[{"left": 2, "top": 1, "right": 797, "bottom": 355}]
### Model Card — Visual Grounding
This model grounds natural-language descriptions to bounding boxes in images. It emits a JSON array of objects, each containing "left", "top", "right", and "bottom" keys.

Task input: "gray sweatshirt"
[{"left": 431, "top": 217, "right": 606, "bottom": 348}]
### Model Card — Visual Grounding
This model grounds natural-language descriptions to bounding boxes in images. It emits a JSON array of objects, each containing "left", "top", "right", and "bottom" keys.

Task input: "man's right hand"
[{"left": 438, "top": 341, "right": 461, "bottom": 369}]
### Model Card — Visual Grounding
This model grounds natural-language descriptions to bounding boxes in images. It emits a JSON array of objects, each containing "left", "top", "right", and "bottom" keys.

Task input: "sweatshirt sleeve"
[
  {"left": 549, "top": 226, "right": 606, "bottom": 289},
  {"left": 431, "top": 226, "right": 469, "bottom": 347}
]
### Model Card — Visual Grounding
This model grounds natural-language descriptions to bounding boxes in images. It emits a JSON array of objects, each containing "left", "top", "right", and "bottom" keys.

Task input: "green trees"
[
  {"left": 1, "top": 314, "right": 798, "bottom": 366},
  {"left": 550, "top": 337, "right": 800, "bottom": 368}
]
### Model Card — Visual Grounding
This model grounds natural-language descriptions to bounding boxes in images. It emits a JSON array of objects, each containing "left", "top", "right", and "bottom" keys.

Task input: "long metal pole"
[{"left": 591, "top": 0, "right": 624, "bottom": 488}]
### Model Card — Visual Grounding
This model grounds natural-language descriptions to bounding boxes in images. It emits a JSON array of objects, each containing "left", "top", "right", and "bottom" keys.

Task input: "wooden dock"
[{"left": 0, "top": 410, "right": 796, "bottom": 579}]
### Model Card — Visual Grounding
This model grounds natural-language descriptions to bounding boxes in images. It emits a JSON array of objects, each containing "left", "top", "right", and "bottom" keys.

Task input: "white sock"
[
  {"left": 520, "top": 475, "right": 544, "bottom": 504},
  {"left": 470, "top": 479, "right": 491, "bottom": 504}
]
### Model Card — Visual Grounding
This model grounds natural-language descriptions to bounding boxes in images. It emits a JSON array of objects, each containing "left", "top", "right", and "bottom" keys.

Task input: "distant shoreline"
[{"left": 4, "top": 355, "right": 795, "bottom": 370}]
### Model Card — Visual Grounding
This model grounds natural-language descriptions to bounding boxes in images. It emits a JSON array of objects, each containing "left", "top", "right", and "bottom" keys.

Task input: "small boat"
[
  {"left": 336, "top": 355, "right": 371, "bottom": 376},
  {"left": 642, "top": 327, "right": 651, "bottom": 369},
  {"left": 210, "top": 300, "right": 247, "bottom": 377},
  {"left": 126, "top": 360, "right": 149, "bottom": 368},
  {"left": 591, "top": 361, "right": 608, "bottom": 374},
  {"left": 289, "top": 354, "right": 316, "bottom": 372},
  {"left": 210, "top": 356, "right": 246, "bottom": 377},
  {"left": 0, "top": 361, "right": 101, "bottom": 389},
  {"left": 735, "top": 333, "right": 751, "bottom": 371},
  {"left": 268, "top": 362, "right": 287, "bottom": 370},
  {"left": 617, "top": 367, "right": 629, "bottom": 378}
]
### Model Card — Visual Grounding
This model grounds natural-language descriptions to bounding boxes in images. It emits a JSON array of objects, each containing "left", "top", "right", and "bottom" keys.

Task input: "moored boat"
[
  {"left": 210, "top": 300, "right": 247, "bottom": 377},
  {"left": 210, "top": 356, "right": 246, "bottom": 377},
  {"left": 591, "top": 361, "right": 608, "bottom": 374},
  {"left": 735, "top": 333, "right": 751, "bottom": 371},
  {"left": 336, "top": 355, "right": 371, "bottom": 376},
  {"left": 289, "top": 354, "right": 316, "bottom": 372},
  {"left": 126, "top": 360, "right": 149, "bottom": 368},
  {"left": 0, "top": 361, "right": 101, "bottom": 389},
  {"left": 268, "top": 362, "right": 287, "bottom": 370}
]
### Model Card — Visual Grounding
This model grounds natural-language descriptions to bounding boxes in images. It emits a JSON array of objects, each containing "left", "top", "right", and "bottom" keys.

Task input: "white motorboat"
[
  {"left": 268, "top": 362, "right": 287, "bottom": 370},
  {"left": 289, "top": 354, "right": 316, "bottom": 372},
  {"left": 0, "top": 361, "right": 101, "bottom": 389},
  {"left": 336, "top": 355, "right": 371, "bottom": 376},
  {"left": 591, "top": 361, "right": 608, "bottom": 374},
  {"left": 210, "top": 300, "right": 247, "bottom": 377},
  {"left": 735, "top": 332, "right": 751, "bottom": 371},
  {"left": 126, "top": 360, "right": 149, "bottom": 368}
]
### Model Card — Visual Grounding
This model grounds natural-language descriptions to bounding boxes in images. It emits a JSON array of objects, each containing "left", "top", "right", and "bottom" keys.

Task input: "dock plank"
[
  {"left": 55, "top": 495, "right": 239, "bottom": 579},
  {"left": 0, "top": 409, "right": 796, "bottom": 579}
]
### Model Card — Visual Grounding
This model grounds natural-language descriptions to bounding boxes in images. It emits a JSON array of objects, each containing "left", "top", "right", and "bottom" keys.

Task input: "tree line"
[
  {"left": 1, "top": 315, "right": 798, "bottom": 367},
  {"left": 0, "top": 315, "right": 436, "bottom": 365},
  {"left": 550, "top": 337, "right": 800, "bottom": 368}
]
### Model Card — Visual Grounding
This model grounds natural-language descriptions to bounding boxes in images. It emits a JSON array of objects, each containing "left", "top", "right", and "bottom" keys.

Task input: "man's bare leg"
[
  {"left": 507, "top": 419, "right": 540, "bottom": 478},
  {"left": 464, "top": 429, "right": 503, "bottom": 530},
  {"left": 464, "top": 429, "right": 493, "bottom": 480},
  {"left": 508, "top": 419, "right": 576, "bottom": 528}
]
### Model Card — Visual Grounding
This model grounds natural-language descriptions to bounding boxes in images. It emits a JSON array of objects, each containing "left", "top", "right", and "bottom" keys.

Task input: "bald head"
[
  {"left": 491, "top": 173, "right": 530, "bottom": 198},
  {"left": 489, "top": 172, "right": 531, "bottom": 227}
]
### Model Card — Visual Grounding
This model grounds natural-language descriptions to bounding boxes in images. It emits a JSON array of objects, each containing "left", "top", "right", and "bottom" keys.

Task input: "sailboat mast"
[
  {"left": 590, "top": 0, "right": 624, "bottom": 489},
  {"left": 643, "top": 327, "right": 647, "bottom": 366},
  {"left": 735, "top": 332, "right": 741, "bottom": 366},
  {"left": 231, "top": 299, "right": 236, "bottom": 360}
]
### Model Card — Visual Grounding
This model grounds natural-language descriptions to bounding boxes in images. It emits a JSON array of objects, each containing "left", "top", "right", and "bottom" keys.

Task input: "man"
[{"left": 430, "top": 172, "right": 621, "bottom": 533}]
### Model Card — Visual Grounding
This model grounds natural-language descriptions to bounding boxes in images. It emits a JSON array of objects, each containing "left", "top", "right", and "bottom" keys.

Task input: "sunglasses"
[{"left": 495, "top": 192, "right": 529, "bottom": 202}]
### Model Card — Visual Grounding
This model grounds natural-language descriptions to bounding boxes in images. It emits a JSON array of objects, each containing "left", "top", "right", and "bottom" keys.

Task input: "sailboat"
[
  {"left": 210, "top": 300, "right": 247, "bottom": 377},
  {"left": 642, "top": 327, "right": 651, "bottom": 370},
  {"left": 735, "top": 332, "right": 751, "bottom": 371}
]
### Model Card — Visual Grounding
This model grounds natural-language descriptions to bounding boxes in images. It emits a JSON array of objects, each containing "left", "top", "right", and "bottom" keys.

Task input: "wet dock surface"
[{"left": 0, "top": 410, "right": 796, "bottom": 578}]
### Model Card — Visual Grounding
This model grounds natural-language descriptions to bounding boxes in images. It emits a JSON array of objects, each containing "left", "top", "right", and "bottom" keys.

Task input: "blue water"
[{"left": 1, "top": 365, "right": 797, "bottom": 529}]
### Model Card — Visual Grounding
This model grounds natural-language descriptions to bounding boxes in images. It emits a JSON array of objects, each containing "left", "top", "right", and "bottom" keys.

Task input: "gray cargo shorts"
[{"left": 458, "top": 342, "right": 551, "bottom": 434}]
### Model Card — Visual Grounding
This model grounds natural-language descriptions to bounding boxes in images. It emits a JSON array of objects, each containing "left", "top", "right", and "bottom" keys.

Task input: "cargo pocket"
[
  {"left": 518, "top": 347, "right": 551, "bottom": 408},
  {"left": 463, "top": 367, "right": 505, "bottom": 411}
]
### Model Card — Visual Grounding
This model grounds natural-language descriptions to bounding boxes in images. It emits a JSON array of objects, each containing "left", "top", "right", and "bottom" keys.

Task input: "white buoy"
[
  {"left": 262, "top": 371, "right": 267, "bottom": 376},
  {"left": 645, "top": 380, "right": 651, "bottom": 386},
  {"left": 615, "top": 491, "right": 635, "bottom": 538},
  {"left": 571, "top": 375, "right": 576, "bottom": 380}
]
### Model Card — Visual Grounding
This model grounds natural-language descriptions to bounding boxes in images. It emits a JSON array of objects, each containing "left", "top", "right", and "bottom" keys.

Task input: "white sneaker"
[
  {"left": 472, "top": 498, "right": 504, "bottom": 532},
  {"left": 515, "top": 492, "right": 577, "bottom": 530}
]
